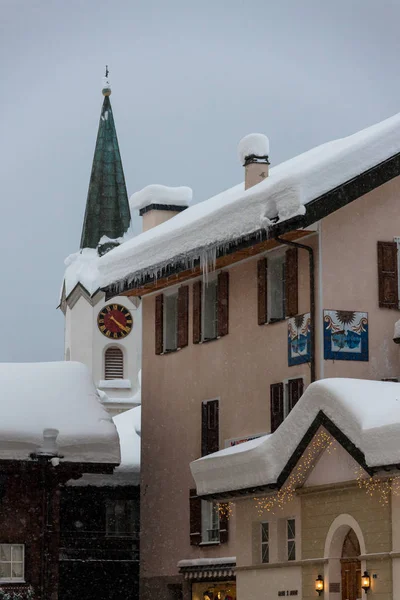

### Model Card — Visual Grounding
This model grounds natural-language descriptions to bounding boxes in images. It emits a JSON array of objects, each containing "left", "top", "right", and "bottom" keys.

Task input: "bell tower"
[{"left": 59, "top": 72, "right": 141, "bottom": 415}]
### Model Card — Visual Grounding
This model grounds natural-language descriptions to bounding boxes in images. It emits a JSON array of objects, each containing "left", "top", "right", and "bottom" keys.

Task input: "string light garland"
[{"left": 356, "top": 468, "right": 400, "bottom": 505}]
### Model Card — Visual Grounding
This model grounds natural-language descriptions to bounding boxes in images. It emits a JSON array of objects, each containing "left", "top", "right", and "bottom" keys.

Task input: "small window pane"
[
  {"left": 201, "top": 500, "right": 220, "bottom": 543},
  {"left": 261, "top": 544, "right": 269, "bottom": 563},
  {"left": 288, "top": 519, "right": 295, "bottom": 539},
  {"left": 12, "top": 546, "right": 23, "bottom": 562},
  {"left": 0, "top": 563, "right": 11, "bottom": 579},
  {"left": 288, "top": 540, "right": 296, "bottom": 561},
  {"left": 0, "top": 546, "right": 10, "bottom": 562},
  {"left": 12, "top": 563, "right": 23, "bottom": 578},
  {"left": 261, "top": 522, "right": 269, "bottom": 543}
]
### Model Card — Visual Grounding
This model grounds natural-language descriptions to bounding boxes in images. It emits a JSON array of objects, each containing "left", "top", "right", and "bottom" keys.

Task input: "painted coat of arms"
[
  {"left": 324, "top": 310, "right": 368, "bottom": 361},
  {"left": 288, "top": 313, "right": 311, "bottom": 366}
]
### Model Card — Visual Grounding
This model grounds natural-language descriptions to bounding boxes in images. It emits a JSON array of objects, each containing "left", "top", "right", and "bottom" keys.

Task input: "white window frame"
[
  {"left": 282, "top": 376, "right": 305, "bottom": 419},
  {"left": 267, "top": 248, "right": 286, "bottom": 323},
  {"left": 202, "top": 274, "right": 218, "bottom": 342},
  {"left": 287, "top": 518, "right": 296, "bottom": 561},
  {"left": 261, "top": 522, "right": 269, "bottom": 563},
  {"left": 0, "top": 544, "right": 25, "bottom": 583},
  {"left": 200, "top": 500, "right": 220, "bottom": 544},
  {"left": 163, "top": 289, "right": 179, "bottom": 352}
]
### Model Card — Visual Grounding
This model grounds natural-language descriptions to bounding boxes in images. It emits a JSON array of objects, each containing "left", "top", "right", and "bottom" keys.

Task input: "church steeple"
[{"left": 80, "top": 72, "right": 131, "bottom": 254}]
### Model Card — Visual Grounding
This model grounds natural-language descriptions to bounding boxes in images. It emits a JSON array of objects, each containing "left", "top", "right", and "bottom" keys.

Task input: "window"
[
  {"left": 0, "top": 544, "right": 24, "bottom": 582},
  {"left": 203, "top": 280, "right": 218, "bottom": 341},
  {"left": 104, "top": 347, "right": 124, "bottom": 379},
  {"left": 257, "top": 248, "right": 298, "bottom": 325},
  {"left": 193, "top": 272, "right": 229, "bottom": 344},
  {"left": 201, "top": 500, "right": 220, "bottom": 543},
  {"left": 202, "top": 399, "right": 219, "bottom": 456},
  {"left": 261, "top": 522, "right": 269, "bottom": 563},
  {"left": 164, "top": 292, "right": 178, "bottom": 352},
  {"left": 155, "top": 287, "right": 189, "bottom": 354},
  {"left": 106, "top": 500, "right": 136, "bottom": 536},
  {"left": 377, "top": 240, "right": 400, "bottom": 308},
  {"left": 287, "top": 519, "right": 296, "bottom": 561},
  {"left": 270, "top": 378, "right": 304, "bottom": 432}
]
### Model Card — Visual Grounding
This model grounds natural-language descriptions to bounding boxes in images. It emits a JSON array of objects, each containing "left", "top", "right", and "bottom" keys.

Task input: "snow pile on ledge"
[
  {"left": 238, "top": 133, "right": 270, "bottom": 164},
  {"left": 191, "top": 378, "right": 400, "bottom": 496},
  {"left": 0, "top": 362, "right": 119, "bottom": 464},
  {"left": 394, "top": 319, "right": 400, "bottom": 340},
  {"left": 130, "top": 184, "right": 192, "bottom": 211},
  {"left": 99, "top": 112, "right": 400, "bottom": 291}
]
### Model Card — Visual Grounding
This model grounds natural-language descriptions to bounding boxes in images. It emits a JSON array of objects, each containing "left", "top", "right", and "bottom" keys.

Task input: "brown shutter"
[
  {"left": 189, "top": 489, "right": 202, "bottom": 546},
  {"left": 378, "top": 241, "right": 399, "bottom": 308},
  {"left": 285, "top": 248, "right": 298, "bottom": 318},
  {"left": 193, "top": 280, "right": 202, "bottom": 344},
  {"left": 177, "top": 286, "right": 189, "bottom": 348},
  {"left": 270, "top": 383, "right": 284, "bottom": 433},
  {"left": 288, "top": 378, "right": 304, "bottom": 413},
  {"left": 155, "top": 294, "right": 164, "bottom": 355},
  {"left": 217, "top": 271, "right": 229, "bottom": 337},
  {"left": 257, "top": 258, "right": 268, "bottom": 325},
  {"left": 202, "top": 400, "right": 219, "bottom": 456},
  {"left": 219, "top": 503, "right": 229, "bottom": 544}
]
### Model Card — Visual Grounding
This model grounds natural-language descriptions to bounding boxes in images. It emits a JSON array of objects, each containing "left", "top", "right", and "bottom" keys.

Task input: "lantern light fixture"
[
  {"left": 361, "top": 571, "right": 371, "bottom": 592},
  {"left": 315, "top": 574, "right": 324, "bottom": 595}
]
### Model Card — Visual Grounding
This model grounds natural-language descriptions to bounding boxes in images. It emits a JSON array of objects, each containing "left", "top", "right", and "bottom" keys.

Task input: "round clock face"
[{"left": 98, "top": 304, "right": 133, "bottom": 339}]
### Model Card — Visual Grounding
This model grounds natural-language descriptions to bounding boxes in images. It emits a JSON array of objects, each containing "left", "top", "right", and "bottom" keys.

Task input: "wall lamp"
[
  {"left": 361, "top": 571, "right": 371, "bottom": 592},
  {"left": 315, "top": 575, "right": 324, "bottom": 595}
]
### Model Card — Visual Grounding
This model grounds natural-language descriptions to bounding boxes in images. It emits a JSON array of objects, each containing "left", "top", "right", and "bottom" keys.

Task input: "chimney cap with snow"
[
  {"left": 130, "top": 184, "right": 192, "bottom": 216},
  {"left": 238, "top": 133, "right": 270, "bottom": 166}
]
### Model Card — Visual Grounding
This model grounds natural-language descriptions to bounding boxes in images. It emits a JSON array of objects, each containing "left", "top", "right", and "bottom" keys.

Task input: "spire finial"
[{"left": 102, "top": 66, "right": 111, "bottom": 97}]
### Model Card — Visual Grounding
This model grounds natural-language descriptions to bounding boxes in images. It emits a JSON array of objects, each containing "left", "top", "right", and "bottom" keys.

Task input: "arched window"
[{"left": 104, "top": 347, "right": 124, "bottom": 380}]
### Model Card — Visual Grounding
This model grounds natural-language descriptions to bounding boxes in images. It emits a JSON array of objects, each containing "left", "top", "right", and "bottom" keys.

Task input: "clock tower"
[{"left": 59, "top": 75, "right": 141, "bottom": 415}]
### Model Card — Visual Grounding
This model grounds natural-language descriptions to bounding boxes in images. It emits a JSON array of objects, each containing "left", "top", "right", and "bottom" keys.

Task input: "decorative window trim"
[{"left": 0, "top": 544, "right": 25, "bottom": 583}]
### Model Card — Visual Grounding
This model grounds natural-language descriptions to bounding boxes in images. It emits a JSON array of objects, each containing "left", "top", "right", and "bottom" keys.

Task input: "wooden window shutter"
[
  {"left": 193, "top": 281, "right": 202, "bottom": 344},
  {"left": 257, "top": 258, "right": 268, "bottom": 325},
  {"left": 285, "top": 248, "right": 298, "bottom": 318},
  {"left": 177, "top": 286, "right": 189, "bottom": 348},
  {"left": 104, "top": 347, "right": 124, "bottom": 379},
  {"left": 201, "top": 400, "right": 219, "bottom": 456},
  {"left": 288, "top": 378, "right": 304, "bottom": 413},
  {"left": 189, "top": 489, "right": 201, "bottom": 546},
  {"left": 377, "top": 241, "right": 399, "bottom": 308},
  {"left": 219, "top": 503, "right": 229, "bottom": 544},
  {"left": 155, "top": 294, "right": 164, "bottom": 355},
  {"left": 217, "top": 271, "right": 229, "bottom": 337},
  {"left": 270, "top": 383, "right": 284, "bottom": 433}
]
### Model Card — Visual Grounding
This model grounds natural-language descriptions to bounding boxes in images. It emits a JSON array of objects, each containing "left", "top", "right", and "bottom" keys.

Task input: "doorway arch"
[{"left": 324, "top": 514, "right": 367, "bottom": 599}]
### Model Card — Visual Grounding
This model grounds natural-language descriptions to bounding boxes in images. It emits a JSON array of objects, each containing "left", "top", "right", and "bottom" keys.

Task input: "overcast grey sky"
[{"left": 1, "top": 0, "right": 400, "bottom": 362}]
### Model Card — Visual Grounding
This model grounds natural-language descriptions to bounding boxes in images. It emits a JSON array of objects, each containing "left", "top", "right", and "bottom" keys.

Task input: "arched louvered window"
[{"left": 105, "top": 347, "right": 124, "bottom": 380}]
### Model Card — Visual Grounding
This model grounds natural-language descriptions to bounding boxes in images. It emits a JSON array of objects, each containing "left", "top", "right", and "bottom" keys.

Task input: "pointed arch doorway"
[{"left": 341, "top": 529, "right": 361, "bottom": 600}]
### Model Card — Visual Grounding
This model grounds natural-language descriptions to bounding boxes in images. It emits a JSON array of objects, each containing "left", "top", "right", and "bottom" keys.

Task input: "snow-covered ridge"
[
  {"left": 99, "top": 112, "right": 400, "bottom": 291},
  {"left": 238, "top": 133, "right": 270, "bottom": 164},
  {"left": 0, "top": 361, "right": 119, "bottom": 464},
  {"left": 130, "top": 184, "right": 192, "bottom": 211},
  {"left": 191, "top": 378, "right": 400, "bottom": 496}
]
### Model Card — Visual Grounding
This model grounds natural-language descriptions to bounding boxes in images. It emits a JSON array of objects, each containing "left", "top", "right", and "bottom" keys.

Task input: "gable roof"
[
  {"left": 99, "top": 112, "right": 400, "bottom": 296},
  {"left": 80, "top": 94, "right": 131, "bottom": 252},
  {"left": 190, "top": 378, "right": 400, "bottom": 499}
]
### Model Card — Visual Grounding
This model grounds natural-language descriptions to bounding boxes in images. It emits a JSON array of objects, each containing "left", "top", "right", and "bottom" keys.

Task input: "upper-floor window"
[
  {"left": 201, "top": 399, "right": 219, "bottom": 456},
  {"left": 261, "top": 522, "right": 269, "bottom": 563},
  {"left": 106, "top": 500, "right": 137, "bottom": 537},
  {"left": 0, "top": 544, "right": 24, "bottom": 582},
  {"left": 287, "top": 519, "right": 296, "bottom": 561},
  {"left": 270, "top": 378, "right": 304, "bottom": 432},
  {"left": 189, "top": 490, "right": 229, "bottom": 546},
  {"left": 257, "top": 248, "right": 298, "bottom": 325},
  {"left": 377, "top": 240, "right": 400, "bottom": 309},
  {"left": 104, "top": 347, "right": 124, "bottom": 379},
  {"left": 201, "top": 500, "right": 220, "bottom": 543},
  {"left": 193, "top": 272, "right": 229, "bottom": 344},
  {"left": 155, "top": 286, "right": 189, "bottom": 355}
]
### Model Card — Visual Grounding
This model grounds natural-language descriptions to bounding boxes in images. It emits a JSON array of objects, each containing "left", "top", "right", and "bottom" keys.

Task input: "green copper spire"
[{"left": 80, "top": 79, "right": 131, "bottom": 253}]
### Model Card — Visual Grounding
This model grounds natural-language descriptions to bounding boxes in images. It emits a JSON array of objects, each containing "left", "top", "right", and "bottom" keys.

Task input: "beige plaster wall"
[{"left": 142, "top": 208, "right": 182, "bottom": 231}]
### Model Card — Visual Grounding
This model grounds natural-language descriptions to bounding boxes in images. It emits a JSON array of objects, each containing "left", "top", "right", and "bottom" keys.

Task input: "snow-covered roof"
[
  {"left": 0, "top": 361, "right": 119, "bottom": 464},
  {"left": 98, "top": 112, "right": 400, "bottom": 292},
  {"left": 63, "top": 249, "right": 101, "bottom": 298},
  {"left": 191, "top": 378, "right": 400, "bottom": 496},
  {"left": 130, "top": 184, "right": 192, "bottom": 211}
]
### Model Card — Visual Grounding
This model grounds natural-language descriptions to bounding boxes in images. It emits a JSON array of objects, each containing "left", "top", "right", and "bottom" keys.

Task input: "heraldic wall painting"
[
  {"left": 323, "top": 310, "right": 369, "bottom": 361},
  {"left": 288, "top": 313, "right": 311, "bottom": 366}
]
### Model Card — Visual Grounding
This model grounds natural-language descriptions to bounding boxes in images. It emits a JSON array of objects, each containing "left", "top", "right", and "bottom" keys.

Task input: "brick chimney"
[
  {"left": 238, "top": 133, "right": 270, "bottom": 190},
  {"left": 130, "top": 185, "right": 192, "bottom": 231}
]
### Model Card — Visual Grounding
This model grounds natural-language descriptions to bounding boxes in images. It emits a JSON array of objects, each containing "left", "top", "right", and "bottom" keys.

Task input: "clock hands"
[{"left": 109, "top": 315, "right": 130, "bottom": 333}]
